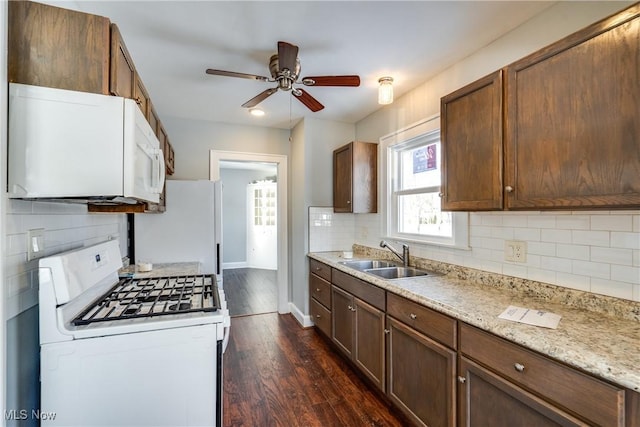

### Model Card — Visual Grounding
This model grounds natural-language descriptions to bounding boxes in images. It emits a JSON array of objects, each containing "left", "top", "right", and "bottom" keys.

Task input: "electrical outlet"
[
  {"left": 27, "top": 228, "right": 45, "bottom": 261},
  {"left": 505, "top": 240, "right": 527, "bottom": 263}
]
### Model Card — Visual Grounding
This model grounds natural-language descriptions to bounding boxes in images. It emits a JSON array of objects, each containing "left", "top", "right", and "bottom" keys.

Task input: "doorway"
[{"left": 210, "top": 151, "right": 289, "bottom": 316}]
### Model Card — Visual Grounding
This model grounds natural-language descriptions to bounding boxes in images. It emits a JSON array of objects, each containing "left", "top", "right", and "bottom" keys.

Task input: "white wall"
[
  {"left": 163, "top": 116, "right": 290, "bottom": 180},
  {"left": 354, "top": 1, "right": 640, "bottom": 302},
  {"left": 289, "top": 117, "right": 356, "bottom": 315}
]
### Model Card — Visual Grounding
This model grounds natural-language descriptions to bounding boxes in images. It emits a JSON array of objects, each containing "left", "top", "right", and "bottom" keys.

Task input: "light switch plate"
[
  {"left": 27, "top": 228, "right": 45, "bottom": 261},
  {"left": 505, "top": 240, "right": 527, "bottom": 263}
]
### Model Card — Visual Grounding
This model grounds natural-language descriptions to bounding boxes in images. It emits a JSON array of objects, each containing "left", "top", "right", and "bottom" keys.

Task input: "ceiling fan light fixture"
[
  {"left": 378, "top": 76, "right": 394, "bottom": 105},
  {"left": 249, "top": 108, "right": 265, "bottom": 117}
]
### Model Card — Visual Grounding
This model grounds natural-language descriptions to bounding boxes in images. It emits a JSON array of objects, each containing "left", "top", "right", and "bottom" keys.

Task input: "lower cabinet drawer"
[
  {"left": 310, "top": 298, "right": 331, "bottom": 337},
  {"left": 387, "top": 292, "right": 457, "bottom": 349},
  {"left": 309, "top": 273, "right": 331, "bottom": 309},
  {"left": 460, "top": 323, "right": 625, "bottom": 427}
]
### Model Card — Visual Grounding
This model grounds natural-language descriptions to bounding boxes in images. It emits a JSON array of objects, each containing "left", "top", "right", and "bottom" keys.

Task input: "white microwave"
[{"left": 8, "top": 83, "right": 165, "bottom": 204}]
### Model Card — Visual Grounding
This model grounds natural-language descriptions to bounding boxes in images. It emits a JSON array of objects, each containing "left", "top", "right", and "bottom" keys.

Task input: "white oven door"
[
  {"left": 41, "top": 324, "right": 218, "bottom": 426},
  {"left": 123, "top": 100, "right": 165, "bottom": 204}
]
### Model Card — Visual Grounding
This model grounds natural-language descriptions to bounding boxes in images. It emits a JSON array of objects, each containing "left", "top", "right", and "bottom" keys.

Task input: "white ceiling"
[{"left": 64, "top": 1, "right": 555, "bottom": 130}]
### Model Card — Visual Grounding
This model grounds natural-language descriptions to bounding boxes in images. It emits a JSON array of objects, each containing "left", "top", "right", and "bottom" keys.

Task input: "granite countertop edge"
[{"left": 308, "top": 251, "right": 640, "bottom": 392}]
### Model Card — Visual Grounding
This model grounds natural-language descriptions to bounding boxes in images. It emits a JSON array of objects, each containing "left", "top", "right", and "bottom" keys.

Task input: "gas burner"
[{"left": 169, "top": 302, "right": 192, "bottom": 312}]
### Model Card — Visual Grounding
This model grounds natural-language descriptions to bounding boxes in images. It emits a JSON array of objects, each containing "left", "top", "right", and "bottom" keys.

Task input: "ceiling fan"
[{"left": 205, "top": 41, "right": 360, "bottom": 112}]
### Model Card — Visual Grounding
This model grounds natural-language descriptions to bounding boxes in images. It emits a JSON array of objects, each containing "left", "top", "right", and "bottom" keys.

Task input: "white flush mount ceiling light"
[
  {"left": 378, "top": 76, "right": 394, "bottom": 105},
  {"left": 249, "top": 107, "right": 265, "bottom": 117}
]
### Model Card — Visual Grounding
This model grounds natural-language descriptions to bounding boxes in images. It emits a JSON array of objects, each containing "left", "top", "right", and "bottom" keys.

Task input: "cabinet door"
[
  {"left": 458, "top": 357, "right": 587, "bottom": 427},
  {"left": 333, "top": 144, "right": 353, "bottom": 212},
  {"left": 386, "top": 316, "right": 456, "bottom": 427},
  {"left": 505, "top": 7, "right": 640, "bottom": 209},
  {"left": 441, "top": 70, "right": 503, "bottom": 211},
  {"left": 331, "top": 285, "right": 354, "bottom": 357},
  {"left": 354, "top": 298, "right": 385, "bottom": 392},
  {"left": 134, "top": 74, "right": 150, "bottom": 117},
  {"left": 110, "top": 23, "right": 136, "bottom": 98},
  {"left": 9, "top": 1, "right": 110, "bottom": 94}
]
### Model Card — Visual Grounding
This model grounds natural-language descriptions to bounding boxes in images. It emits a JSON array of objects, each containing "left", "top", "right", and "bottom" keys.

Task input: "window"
[{"left": 382, "top": 116, "right": 468, "bottom": 249}]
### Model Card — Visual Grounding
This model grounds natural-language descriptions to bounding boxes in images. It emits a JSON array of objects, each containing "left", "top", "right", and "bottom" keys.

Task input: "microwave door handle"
[{"left": 156, "top": 149, "right": 166, "bottom": 194}]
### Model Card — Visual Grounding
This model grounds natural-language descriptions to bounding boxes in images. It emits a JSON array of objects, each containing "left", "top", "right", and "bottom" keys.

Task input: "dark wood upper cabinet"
[
  {"left": 441, "top": 71, "right": 504, "bottom": 211},
  {"left": 109, "top": 23, "right": 136, "bottom": 99},
  {"left": 8, "top": 1, "right": 110, "bottom": 94},
  {"left": 441, "top": 3, "right": 640, "bottom": 211},
  {"left": 333, "top": 141, "right": 377, "bottom": 213},
  {"left": 504, "top": 4, "right": 640, "bottom": 209}
]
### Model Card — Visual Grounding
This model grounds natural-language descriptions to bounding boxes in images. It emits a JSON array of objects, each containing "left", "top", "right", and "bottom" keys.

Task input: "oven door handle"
[{"left": 222, "top": 314, "right": 231, "bottom": 353}]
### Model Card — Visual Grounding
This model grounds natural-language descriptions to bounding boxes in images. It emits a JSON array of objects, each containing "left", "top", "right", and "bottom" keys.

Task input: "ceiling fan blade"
[
  {"left": 301, "top": 75, "right": 361, "bottom": 87},
  {"left": 206, "top": 68, "right": 269, "bottom": 82},
  {"left": 293, "top": 89, "right": 324, "bottom": 112},
  {"left": 242, "top": 87, "right": 279, "bottom": 108},
  {"left": 278, "top": 41, "right": 299, "bottom": 73}
]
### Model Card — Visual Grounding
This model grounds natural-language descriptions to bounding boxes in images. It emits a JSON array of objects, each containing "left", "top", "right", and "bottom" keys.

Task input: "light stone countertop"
[
  {"left": 308, "top": 251, "right": 640, "bottom": 392},
  {"left": 119, "top": 262, "right": 202, "bottom": 279}
]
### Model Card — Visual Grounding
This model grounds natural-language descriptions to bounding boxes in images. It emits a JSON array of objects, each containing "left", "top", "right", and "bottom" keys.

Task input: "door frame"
[{"left": 210, "top": 150, "right": 289, "bottom": 314}]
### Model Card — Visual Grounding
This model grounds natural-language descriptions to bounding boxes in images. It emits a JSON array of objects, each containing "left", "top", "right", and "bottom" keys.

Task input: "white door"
[{"left": 247, "top": 182, "right": 277, "bottom": 269}]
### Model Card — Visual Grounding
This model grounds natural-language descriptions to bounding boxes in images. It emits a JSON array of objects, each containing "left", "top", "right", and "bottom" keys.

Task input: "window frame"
[{"left": 380, "top": 115, "right": 469, "bottom": 249}]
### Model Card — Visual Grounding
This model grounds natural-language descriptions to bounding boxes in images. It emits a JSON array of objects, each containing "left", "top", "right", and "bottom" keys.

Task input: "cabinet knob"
[
  {"left": 316, "top": 288, "right": 321, "bottom": 292},
  {"left": 348, "top": 305, "right": 356, "bottom": 312},
  {"left": 135, "top": 97, "right": 142, "bottom": 105},
  {"left": 514, "top": 363, "right": 525, "bottom": 372},
  {"left": 410, "top": 313, "right": 417, "bottom": 320},
  {"left": 458, "top": 376, "right": 467, "bottom": 384},
  {"left": 316, "top": 314, "right": 321, "bottom": 319},
  {"left": 438, "top": 192, "right": 444, "bottom": 198},
  {"left": 347, "top": 200, "right": 351, "bottom": 204},
  {"left": 384, "top": 329, "right": 390, "bottom": 334},
  {"left": 315, "top": 267, "right": 321, "bottom": 271},
  {"left": 505, "top": 185, "right": 514, "bottom": 193}
]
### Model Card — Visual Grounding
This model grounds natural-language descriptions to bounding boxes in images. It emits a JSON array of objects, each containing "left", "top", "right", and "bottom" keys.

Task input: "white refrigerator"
[{"left": 134, "top": 180, "right": 223, "bottom": 288}]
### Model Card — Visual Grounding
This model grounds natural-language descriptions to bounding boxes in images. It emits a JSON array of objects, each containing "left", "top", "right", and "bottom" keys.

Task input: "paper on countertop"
[{"left": 498, "top": 305, "right": 562, "bottom": 329}]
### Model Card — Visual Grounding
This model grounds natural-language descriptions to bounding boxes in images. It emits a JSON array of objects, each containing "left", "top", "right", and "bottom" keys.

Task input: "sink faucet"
[{"left": 380, "top": 240, "right": 410, "bottom": 267}]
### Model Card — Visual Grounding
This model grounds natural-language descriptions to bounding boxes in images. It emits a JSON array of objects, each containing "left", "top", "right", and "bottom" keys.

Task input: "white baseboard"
[
  {"left": 222, "top": 261, "right": 248, "bottom": 270},
  {"left": 289, "top": 302, "right": 313, "bottom": 328}
]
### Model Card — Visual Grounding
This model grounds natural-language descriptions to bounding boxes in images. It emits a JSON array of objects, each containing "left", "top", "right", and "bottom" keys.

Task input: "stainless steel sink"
[
  {"left": 363, "top": 266, "right": 432, "bottom": 279},
  {"left": 338, "top": 259, "right": 399, "bottom": 270}
]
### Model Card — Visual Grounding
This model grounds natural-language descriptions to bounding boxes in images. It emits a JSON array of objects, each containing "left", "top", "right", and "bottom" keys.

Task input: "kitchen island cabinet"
[
  {"left": 440, "top": 3, "right": 640, "bottom": 211},
  {"left": 333, "top": 141, "right": 377, "bottom": 213}
]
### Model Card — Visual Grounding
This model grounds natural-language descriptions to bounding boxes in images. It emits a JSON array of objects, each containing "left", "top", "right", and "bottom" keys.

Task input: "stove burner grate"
[{"left": 72, "top": 274, "right": 220, "bottom": 326}]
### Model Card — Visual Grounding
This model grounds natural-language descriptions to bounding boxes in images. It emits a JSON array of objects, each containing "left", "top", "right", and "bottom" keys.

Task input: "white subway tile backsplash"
[
  {"left": 540, "top": 256, "right": 572, "bottom": 274},
  {"left": 591, "top": 215, "right": 633, "bottom": 232},
  {"left": 611, "top": 232, "right": 640, "bottom": 250},
  {"left": 513, "top": 227, "right": 541, "bottom": 241},
  {"left": 611, "top": 265, "right": 640, "bottom": 284},
  {"left": 555, "top": 214, "right": 590, "bottom": 230},
  {"left": 555, "top": 272, "right": 590, "bottom": 292},
  {"left": 591, "top": 247, "right": 633, "bottom": 266},
  {"left": 572, "top": 230, "right": 610, "bottom": 247},
  {"left": 556, "top": 244, "right": 590, "bottom": 261},
  {"left": 528, "top": 241, "right": 556, "bottom": 257},
  {"left": 540, "top": 229, "right": 571, "bottom": 244},
  {"left": 527, "top": 267, "right": 557, "bottom": 285},
  {"left": 527, "top": 215, "right": 557, "bottom": 229},
  {"left": 572, "top": 260, "right": 610, "bottom": 280},
  {"left": 591, "top": 278, "right": 634, "bottom": 300},
  {"left": 634, "top": 250, "right": 640, "bottom": 267}
]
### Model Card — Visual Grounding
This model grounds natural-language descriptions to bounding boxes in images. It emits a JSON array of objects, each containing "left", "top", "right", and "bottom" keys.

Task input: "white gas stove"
[{"left": 38, "top": 240, "right": 230, "bottom": 426}]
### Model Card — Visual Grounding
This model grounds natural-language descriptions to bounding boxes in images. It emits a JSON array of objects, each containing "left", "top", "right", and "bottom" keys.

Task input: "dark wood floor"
[
  {"left": 224, "top": 268, "right": 278, "bottom": 317},
  {"left": 223, "top": 312, "right": 408, "bottom": 427}
]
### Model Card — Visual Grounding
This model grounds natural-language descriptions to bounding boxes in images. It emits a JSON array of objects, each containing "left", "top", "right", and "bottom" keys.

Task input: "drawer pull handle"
[
  {"left": 458, "top": 376, "right": 466, "bottom": 384},
  {"left": 514, "top": 363, "right": 525, "bottom": 372},
  {"left": 410, "top": 313, "right": 417, "bottom": 320}
]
